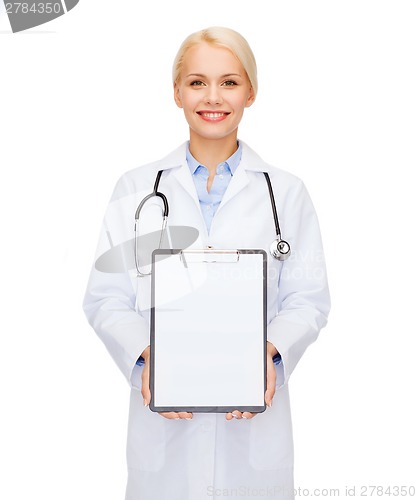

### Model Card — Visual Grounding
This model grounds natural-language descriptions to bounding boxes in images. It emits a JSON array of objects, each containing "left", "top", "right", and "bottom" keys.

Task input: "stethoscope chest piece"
[{"left": 270, "top": 238, "right": 291, "bottom": 261}]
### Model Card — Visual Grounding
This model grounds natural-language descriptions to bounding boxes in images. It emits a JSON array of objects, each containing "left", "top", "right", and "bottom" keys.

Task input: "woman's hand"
[
  {"left": 225, "top": 341, "right": 278, "bottom": 421},
  {"left": 141, "top": 346, "right": 193, "bottom": 420}
]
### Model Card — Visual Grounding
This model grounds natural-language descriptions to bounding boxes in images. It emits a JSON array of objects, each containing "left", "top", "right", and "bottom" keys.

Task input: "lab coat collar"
[{"left": 153, "top": 141, "right": 274, "bottom": 216}]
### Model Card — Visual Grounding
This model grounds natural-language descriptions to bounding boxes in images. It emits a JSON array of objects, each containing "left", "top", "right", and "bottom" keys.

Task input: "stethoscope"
[{"left": 134, "top": 170, "right": 291, "bottom": 276}]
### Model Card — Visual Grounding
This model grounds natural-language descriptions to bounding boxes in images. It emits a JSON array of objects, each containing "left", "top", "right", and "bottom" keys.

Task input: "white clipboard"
[{"left": 149, "top": 249, "right": 267, "bottom": 413}]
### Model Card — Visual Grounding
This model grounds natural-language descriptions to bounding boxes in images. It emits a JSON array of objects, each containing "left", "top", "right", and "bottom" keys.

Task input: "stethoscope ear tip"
[{"left": 270, "top": 239, "right": 291, "bottom": 261}]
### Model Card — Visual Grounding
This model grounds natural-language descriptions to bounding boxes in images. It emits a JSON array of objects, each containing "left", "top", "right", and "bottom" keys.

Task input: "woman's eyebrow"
[{"left": 185, "top": 73, "right": 242, "bottom": 78}]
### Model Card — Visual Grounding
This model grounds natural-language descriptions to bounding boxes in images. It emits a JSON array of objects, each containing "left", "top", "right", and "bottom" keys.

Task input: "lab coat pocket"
[
  {"left": 126, "top": 387, "right": 166, "bottom": 471},
  {"left": 249, "top": 378, "right": 293, "bottom": 471}
]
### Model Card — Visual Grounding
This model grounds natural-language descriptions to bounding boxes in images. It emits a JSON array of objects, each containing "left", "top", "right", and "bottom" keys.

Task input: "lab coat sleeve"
[
  {"left": 267, "top": 178, "right": 331, "bottom": 386},
  {"left": 82, "top": 174, "right": 149, "bottom": 388}
]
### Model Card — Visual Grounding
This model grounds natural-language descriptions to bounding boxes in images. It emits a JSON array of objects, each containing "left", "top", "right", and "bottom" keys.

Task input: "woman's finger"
[
  {"left": 226, "top": 410, "right": 242, "bottom": 420},
  {"left": 159, "top": 412, "right": 180, "bottom": 419},
  {"left": 242, "top": 411, "right": 257, "bottom": 419},
  {"left": 226, "top": 410, "right": 257, "bottom": 420},
  {"left": 158, "top": 412, "right": 193, "bottom": 420},
  {"left": 178, "top": 412, "right": 193, "bottom": 419},
  {"left": 141, "top": 361, "right": 151, "bottom": 406},
  {"left": 264, "top": 354, "right": 277, "bottom": 407}
]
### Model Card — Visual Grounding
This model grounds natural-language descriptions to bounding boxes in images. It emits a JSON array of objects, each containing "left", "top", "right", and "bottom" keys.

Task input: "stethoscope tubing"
[
  {"left": 135, "top": 170, "right": 169, "bottom": 220},
  {"left": 263, "top": 172, "right": 281, "bottom": 240}
]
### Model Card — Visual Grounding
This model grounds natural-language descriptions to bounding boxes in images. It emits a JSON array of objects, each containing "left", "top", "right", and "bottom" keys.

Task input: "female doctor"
[{"left": 83, "top": 27, "right": 330, "bottom": 500}]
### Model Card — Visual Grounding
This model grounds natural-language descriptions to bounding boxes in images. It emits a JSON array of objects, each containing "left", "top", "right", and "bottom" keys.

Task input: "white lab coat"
[{"left": 83, "top": 141, "right": 330, "bottom": 500}]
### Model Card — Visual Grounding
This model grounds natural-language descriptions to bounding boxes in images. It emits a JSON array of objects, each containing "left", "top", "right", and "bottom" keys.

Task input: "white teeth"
[{"left": 201, "top": 112, "right": 225, "bottom": 118}]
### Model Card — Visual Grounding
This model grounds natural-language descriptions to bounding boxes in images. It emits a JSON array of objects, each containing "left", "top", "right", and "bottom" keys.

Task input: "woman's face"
[{"left": 174, "top": 42, "right": 255, "bottom": 143}]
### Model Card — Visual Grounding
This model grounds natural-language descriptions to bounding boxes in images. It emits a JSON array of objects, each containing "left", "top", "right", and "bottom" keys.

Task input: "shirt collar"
[{"left": 186, "top": 141, "right": 242, "bottom": 176}]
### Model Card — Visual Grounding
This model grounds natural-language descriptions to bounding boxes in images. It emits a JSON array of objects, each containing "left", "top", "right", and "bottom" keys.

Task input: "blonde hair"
[{"left": 172, "top": 26, "right": 258, "bottom": 97}]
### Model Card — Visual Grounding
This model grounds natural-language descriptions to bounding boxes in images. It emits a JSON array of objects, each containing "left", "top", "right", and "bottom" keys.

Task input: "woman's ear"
[
  {"left": 245, "top": 87, "right": 256, "bottom": 108},
  {"left": 174, "top": 82, "right": 183, "bottom": 108}
]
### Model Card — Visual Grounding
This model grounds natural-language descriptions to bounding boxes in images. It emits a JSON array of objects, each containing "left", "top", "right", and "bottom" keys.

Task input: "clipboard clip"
[{"left": 179, "top": 249, "right": 240, "bottom": 266}]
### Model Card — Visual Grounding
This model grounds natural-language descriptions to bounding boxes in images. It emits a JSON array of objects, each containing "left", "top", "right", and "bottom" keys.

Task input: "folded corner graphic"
[{"left": 5, "top": 0, "right": 79, "bottom": 33}]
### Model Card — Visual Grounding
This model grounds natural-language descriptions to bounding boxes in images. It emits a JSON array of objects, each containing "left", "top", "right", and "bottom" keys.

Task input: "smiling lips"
[{"left": 197, "top": 111, "right": 230, "bottom": 122}]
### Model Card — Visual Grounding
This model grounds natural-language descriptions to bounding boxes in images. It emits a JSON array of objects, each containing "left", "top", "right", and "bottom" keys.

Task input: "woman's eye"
[
  {"left": 223, "top": 80, "right": 237, "bottom": 87},
  {"left": 190, "top": 80, "right": 204, "bottom": 86}
]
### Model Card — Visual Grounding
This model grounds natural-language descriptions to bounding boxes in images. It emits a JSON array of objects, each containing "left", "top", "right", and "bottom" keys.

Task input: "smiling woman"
[
  {"left": 173, "top": 29, "right": 256, "bottom": 161},
  {"left": 83, "top": 26, "right": 330, "bottom": 500}
]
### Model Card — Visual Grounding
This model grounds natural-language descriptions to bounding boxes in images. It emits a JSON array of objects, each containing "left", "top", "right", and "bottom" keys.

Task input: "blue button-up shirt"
[{"left": 186, "top": 141, "right": 242, "bottom": 234}]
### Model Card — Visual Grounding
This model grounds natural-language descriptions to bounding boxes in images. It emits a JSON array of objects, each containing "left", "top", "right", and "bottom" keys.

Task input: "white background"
[{"left": 1, "top": 1, "right": 416, "bottom": 498}]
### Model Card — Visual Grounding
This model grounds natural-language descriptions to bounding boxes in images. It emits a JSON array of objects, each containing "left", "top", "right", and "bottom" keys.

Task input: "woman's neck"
[{"left": 189, "top": 134, "right": 239, "bottom": 174}]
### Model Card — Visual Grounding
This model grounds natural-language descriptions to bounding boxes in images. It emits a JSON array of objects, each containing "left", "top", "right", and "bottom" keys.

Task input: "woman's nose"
[{"left": 204, "top": 86, "right": 223, "bottom": 105}]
